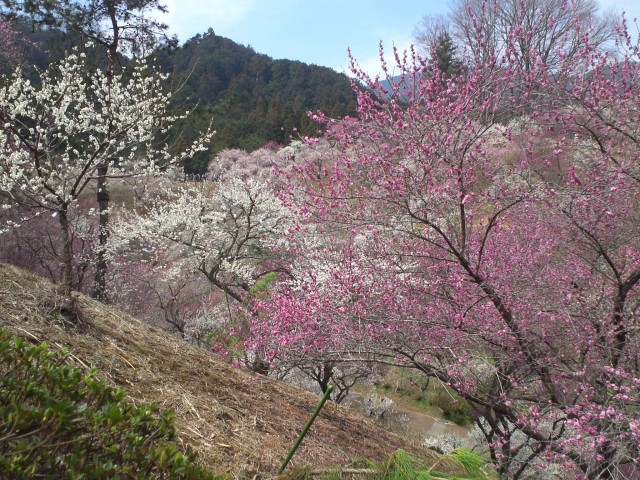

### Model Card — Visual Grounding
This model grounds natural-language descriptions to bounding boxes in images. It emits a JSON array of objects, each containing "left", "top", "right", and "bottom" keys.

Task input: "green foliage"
[
  {"left": 428, "top": 391, "right": 473, "bottom": 426},
  {"left": 0, "top": 328, "right": 220, "bottom": 479},
  {"left": 364, "top": 449, "right": 434, "bottom": 480},
  {"left": 431, "top": 31, "right": 462, "bottom": 78},
  {"left": 380, "top": 370, "right": 473, "bottom": 427},
  {"left": 451, "top": 449, "right": 490, "bottom": 478},
  {"left": 249, "top": 271, "right": 277, "bottom": 298},
  {"left": 282, "top": 449, "right": 495, "bottom": 480},
  {"left": 359, "top": 448, "right": 494, "bottom": 480}
]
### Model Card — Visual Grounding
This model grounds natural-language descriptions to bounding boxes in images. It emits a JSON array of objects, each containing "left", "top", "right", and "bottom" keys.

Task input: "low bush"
[
  {"left": 379, "top": 370, "right": 473, "bottom": 426},
  {"left": 0, "top": 328, "right": 221, "bottom": 479},
  {"left": 429, "top": 392, "right": 473, "bottom": 427}
]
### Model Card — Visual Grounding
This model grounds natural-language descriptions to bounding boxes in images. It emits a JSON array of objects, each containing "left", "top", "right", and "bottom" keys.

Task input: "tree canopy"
[{"left": 248, "top": 7, "right": 640, "bottom": 478}]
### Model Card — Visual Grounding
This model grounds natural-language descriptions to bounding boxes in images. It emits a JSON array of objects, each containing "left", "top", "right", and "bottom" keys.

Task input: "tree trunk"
[
  {"left": 92, "top": 11, "right": 118, "bottom": 302},
  {"left": 92, "top": 164, "right": 109, "bottom": 300},
  {"left": 317, "top": 362, "right": 334, "bottom": 395},
  {"left": 57, "top": 208, "right": 75, "bottom": 306}
]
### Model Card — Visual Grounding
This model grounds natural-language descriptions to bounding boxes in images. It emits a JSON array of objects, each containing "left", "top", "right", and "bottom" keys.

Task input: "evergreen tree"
[{"left": 432, "top": 31, "right": 462, "bottom": 78}]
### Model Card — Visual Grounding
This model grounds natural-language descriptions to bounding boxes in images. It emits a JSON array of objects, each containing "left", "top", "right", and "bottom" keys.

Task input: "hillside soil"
[{"left": 0, "top": 262, "right": 465, "bottom": 479}]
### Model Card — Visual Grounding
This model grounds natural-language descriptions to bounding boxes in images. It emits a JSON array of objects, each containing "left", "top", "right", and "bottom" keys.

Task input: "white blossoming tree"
[
  {"left": 111, "top": 177, "right": 291, "bottom": 301},
  {"left": 0, "top": 49, "right": 212, "bottom": 309},
  {"left": 109, "top": 177, "right": 291, "bottom": 367}
]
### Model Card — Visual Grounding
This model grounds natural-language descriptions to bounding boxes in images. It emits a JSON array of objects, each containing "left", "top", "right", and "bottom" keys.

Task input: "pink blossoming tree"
[
  {"left": 0, "top": 19, "right": 23, "bottom": 70},
  {"left": 251, "top": 11, "right": 640, "bottom": 480}
]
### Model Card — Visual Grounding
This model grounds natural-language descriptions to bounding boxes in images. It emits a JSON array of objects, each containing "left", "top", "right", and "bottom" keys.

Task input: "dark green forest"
[{"left": 157, "top": 28, "right": 358, "bottom": 173}]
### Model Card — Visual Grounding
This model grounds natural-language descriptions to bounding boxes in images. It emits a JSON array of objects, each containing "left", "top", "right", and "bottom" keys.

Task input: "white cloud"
[{"left": 160, "top": 0, "right": 259, "bottom": 41}]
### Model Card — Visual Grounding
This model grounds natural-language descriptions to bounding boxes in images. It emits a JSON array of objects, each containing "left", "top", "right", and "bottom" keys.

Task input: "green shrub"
[
  {"left": 429, "top": 391, "right": 473, "bottom": 426},
  {"left": 0, "top": 328, "right": 220, "bottom": 479},
  {"left": 377, "top": 369, "right": 473, "bottom": 426}
]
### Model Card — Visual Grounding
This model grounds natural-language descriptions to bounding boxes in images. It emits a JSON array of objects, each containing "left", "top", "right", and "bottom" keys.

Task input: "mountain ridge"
[{"left": 160, "top": 28, "right": 358, "bottom": 173}]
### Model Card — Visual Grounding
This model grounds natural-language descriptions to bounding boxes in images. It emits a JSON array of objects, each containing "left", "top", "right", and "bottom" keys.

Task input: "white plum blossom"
[
  {"left": 0, "top": 46, "right": 213, "bottom": 298},
  {"left": 0, "top": 50, "right": 211, "bottom": 207},
  {"left": 110, "top": 177, "right": 292, "bottom": 303}
]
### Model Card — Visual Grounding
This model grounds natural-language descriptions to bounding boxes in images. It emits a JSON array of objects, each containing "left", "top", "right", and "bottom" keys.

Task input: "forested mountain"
[
  {"left": 158, "top": 28, "right": 358, "bottom": 173},
  {"left": 4, "top": 23, "right": 358, "bottom": 174}
]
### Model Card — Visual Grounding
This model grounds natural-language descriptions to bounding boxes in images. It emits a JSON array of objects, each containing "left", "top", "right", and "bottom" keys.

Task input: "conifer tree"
[{"left": 432, "top": 31, "right": 462, "bottom": 78}]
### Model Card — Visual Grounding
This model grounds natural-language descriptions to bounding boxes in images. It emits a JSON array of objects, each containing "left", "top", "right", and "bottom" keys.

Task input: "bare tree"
[
  {"left": 412, "top": 13, "right": 451, "bottom": 57},
  {"left": 415, "top": 0, "right": 617, "bottom": 71}
]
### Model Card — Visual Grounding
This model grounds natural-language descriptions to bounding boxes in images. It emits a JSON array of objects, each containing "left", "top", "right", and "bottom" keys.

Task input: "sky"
[{"left": 159, "top": 0, "right": 640, "bottom": 76}]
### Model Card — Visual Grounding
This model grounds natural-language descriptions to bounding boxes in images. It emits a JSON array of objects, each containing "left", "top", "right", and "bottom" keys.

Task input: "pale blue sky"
[{"left": 159, "top": 0, "right": 640, "bottom": 75}]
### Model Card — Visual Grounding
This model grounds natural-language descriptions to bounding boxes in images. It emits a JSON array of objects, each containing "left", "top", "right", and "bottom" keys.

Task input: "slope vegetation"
[{"left": 0, "top": 263, "right": 447, "bottom": 478}]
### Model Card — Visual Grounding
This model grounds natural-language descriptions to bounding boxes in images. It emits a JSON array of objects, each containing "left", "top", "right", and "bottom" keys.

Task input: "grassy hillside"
[{"left": 0, "top": 262, "right": 465, "bottom": 478}]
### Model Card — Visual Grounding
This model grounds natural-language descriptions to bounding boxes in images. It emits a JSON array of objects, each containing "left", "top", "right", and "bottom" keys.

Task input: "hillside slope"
[{"left": 0, "top": 262, "right": 445, "bottom": 478}]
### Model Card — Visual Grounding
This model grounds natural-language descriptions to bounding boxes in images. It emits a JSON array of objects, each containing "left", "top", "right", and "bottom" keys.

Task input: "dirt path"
[
  {"left": 385, "top": 402, "right": 470, "bottom": 439},
  {"left": 345, "top": 393, "right": 470, "bottom": 443}
]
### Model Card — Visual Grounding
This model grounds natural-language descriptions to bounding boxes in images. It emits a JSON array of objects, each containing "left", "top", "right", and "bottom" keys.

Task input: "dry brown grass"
[{"left": 0, "top": 262, "right": 444, "bottom": 479}]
